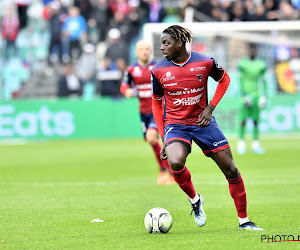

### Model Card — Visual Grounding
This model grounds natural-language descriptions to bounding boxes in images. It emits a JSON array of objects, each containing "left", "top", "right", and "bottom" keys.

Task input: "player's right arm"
[
  {"left": 120, "top": 70, "right": 134, "bottom": 98},
  {"left": 151, "top": 72, "right": 164, "bottom": 138},
  {"left": 151, "top": 72, "right": 167, "bottom": 160}
]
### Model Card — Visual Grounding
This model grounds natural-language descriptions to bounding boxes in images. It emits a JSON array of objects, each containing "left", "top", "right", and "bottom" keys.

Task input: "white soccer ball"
[{"left": 144, "top": 207, "right": 172, "bottom": 234}]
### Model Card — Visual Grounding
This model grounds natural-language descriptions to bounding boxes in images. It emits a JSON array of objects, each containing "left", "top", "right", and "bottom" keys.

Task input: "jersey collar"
[
  {"left": 171, "top": 51, "right": 191, "bottom": 67},
  {"left": 137, "top": 59, "right": 153, "bottom": 68}
]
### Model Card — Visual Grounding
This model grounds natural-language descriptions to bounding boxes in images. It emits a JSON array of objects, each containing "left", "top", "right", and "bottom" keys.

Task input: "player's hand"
[
  {"left": 243, "top": 95, "right": 253, "bottom": 107},
  {"left": 196, "top": 104, "right": 214, "bottom": 127},
  {"left": 258, "top": 96, "right": 267, "bottom": 109},
  {"left": 160, "top": 142, "right": 168, "bottom": 160},
  {"left": 125, "top": 88, "right": 134, "bottom": 98}
]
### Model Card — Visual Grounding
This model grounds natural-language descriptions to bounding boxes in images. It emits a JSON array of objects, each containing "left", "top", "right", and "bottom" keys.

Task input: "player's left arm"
[
  {"left": 151, "top": 72, "right": 164, "bottom": 137},
  {"left": 197, "top": 59, "right": 230, "bottom": 127}
]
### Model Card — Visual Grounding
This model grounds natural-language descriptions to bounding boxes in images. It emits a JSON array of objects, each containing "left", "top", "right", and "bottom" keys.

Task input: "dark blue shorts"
[
  {"left": 140, "top": 113, "right": 157, "bottom": 138},
  {"left": 163, "top": 117, "right": 230, "bottom": 156}
]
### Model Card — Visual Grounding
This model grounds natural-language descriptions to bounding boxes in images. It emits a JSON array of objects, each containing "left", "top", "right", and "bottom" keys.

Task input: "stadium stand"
[{"left": 1, "top": 0, "right": 300, "bottom": 101}]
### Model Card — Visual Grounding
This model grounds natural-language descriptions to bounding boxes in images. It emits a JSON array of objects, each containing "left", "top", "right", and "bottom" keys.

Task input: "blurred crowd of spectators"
[
  {"left": 186, "top": 0, "right": 300, "bottom": 22},
  {"left": 1, "top": 0, "right": 300, "bottom": 99}
]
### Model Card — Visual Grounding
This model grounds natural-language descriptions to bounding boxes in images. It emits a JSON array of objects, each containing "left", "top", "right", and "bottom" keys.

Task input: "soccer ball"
[{"left": 144, "top": 207, "right": 172, "bottom": 234}]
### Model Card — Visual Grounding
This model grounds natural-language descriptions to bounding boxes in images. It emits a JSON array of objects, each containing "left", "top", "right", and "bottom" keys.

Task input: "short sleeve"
[
  {"left": 209, "top": 58, "right": 225, "bottom": 81},
  {"left": 151, "top": 72, "right": 164, "bottom": 98}
]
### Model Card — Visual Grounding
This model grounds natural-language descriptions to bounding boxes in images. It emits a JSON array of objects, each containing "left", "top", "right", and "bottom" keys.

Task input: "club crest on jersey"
[
  {"left": 196, "top": 74, "right": 203, "bottom": 82},
  {"left": 162, "top": 71, "right": 175, "bottom": 83},
  {"left": 132, "top": 66, "right": 142, "bottom": 77}
]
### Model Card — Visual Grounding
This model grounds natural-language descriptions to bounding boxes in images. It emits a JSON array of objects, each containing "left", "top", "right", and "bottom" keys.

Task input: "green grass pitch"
[{"left": 1, "top": 138, "right": 299, "bottom": 249}]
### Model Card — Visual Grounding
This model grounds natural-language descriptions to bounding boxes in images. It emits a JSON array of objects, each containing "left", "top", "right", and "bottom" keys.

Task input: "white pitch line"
[{"left": 0, "top": 139, "right": 27, "bottom": 145}]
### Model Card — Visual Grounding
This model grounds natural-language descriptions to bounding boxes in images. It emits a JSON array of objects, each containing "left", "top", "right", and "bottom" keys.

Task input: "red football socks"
[
  {"left": 227, "top": 173, "right": 247, "bottom": 218},
  {"left": 162, "top": 160, "right": 172, "bottom": 172},
  {"left": 152, "top": 142, "right": 167, "bottom": 171},
  {"left": 171, "top": 166, "right": 196, "bottom": 198}
]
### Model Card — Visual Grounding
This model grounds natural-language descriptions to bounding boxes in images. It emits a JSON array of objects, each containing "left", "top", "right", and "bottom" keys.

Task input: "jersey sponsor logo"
[
  {"left": 184, "top": 87, "right": 204, "bottom": 94},
  {"left": 167, "top": 86, "right": 204, "bottom": 96},
  {"left": 190, "top": 66, "right": 206, "bottom": 71},
  {"left": 173, "top": 94, "right": 203, "bottom": 106},
  {"left": 192, "top": 86, "right": 204, "bottom": 92},
  {"left": 213, "top": 139, "right": 227, "bottom": 147},
  {"left": 136, "top": 83, "right": 151, "bottom": 89},
  {"left": 162, "top": 71, "right": 175, "bottom": 83},
  {"left": 163, "top": 82, "right": 177, "bottom": 87},
  {"left": 138, "top": 90, "right": 152, "bottom": 98},
  {"left": 196, "top": 74, "right": 203, "bottom": 82},
  {"left": 168, "top": 90, "right": 182, "bottom": 96}
]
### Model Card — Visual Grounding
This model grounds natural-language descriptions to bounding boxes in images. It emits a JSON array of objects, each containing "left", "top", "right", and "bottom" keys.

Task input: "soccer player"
[
  {"left": 151, "top": 25, "right": 263, "bottom": 230},
  {"left": 237, "top": 43, "right": 267, "bottom": 155},
  {"left": 121, "top": 40, "right": 174, "bottom": 185}
]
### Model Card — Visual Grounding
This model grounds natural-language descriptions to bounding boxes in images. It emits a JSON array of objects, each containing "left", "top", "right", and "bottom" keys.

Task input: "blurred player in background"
[
  {"left": 151, "top": 25, "right": 263, "bottom": 230},
  {"left": 237, "top": 43, "right": 267, "bottom": 154},
  {"left": 121, "top": 40, "right": 174, "bottom": 185}
]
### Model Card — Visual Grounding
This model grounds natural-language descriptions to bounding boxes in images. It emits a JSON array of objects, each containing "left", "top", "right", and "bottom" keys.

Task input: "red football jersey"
[
  {"left": 121, "top": 60, "right": 156, "bottom": 114},
  {"left": 151, "top": 51, "right": 224, "bottom": 126}
]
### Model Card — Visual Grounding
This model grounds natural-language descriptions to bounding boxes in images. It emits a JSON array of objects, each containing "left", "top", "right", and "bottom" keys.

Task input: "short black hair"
[{"left": 162, "top": 25, "right": 192, "bottom": 44}]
